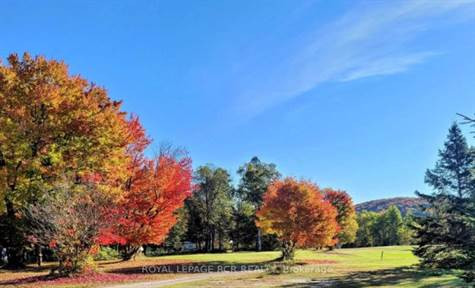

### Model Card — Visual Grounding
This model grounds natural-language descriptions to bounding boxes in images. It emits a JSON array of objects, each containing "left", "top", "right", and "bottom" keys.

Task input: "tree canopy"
[{"left": 256, "top": 178, "right": 339, "bottom": 260}]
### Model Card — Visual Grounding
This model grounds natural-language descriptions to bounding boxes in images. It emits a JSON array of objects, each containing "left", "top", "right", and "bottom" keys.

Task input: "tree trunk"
[
  {"left": 256, "top": 228, "right": 262, "bottom": 251},
  {"left": 218, "top": 231, "right": 223, "bottom": 251},
  {"left": 211, "top": 230, "right": 215, "bottom": 251},
  {"left": 36, "top": 245, "right": 42, "bottom": 267},
  {"left": 281, "top": 240, "right": 295, "bottom": 261},
  {"left": 4, "top": 199, "right": 25, "bottom": 269},
  {"left": 121, "top": 245, "right": 140, "bottom": 261},
  {"left": 205, "top": 234, "right": 210, "bottom": 252}
]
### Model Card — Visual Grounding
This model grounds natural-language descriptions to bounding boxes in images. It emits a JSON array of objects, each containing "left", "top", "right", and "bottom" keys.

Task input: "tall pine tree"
[
  {"left": 425, "top": 123, "right": 475, "bottom": 197},
  {"left": 414, "top": 123, "right": 475, "bottom": 273},
  {"left": 236, "top": 157, "right": 280, "bottom": 250}
]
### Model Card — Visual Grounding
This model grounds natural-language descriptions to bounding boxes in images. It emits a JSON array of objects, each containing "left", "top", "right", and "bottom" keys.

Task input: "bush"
[
  {"left": 93, "top": 246, "right": 119, "bottom": 261},
  {"left": 80, "top": 255, "right": 98, "bottom": 273},
  {"left": 144, "top": 245, "right": 167, "bottom": 257}
]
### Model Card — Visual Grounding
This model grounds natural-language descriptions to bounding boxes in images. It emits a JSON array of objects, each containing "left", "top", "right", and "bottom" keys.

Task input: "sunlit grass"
[{"left": 0, "top": 246, "right": 467, "bottom": 287}]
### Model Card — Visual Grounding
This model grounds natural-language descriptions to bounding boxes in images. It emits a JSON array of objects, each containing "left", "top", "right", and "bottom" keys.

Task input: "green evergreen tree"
[
  {"left": 188, "top": 165, "right": 234, "bottom": 252},
  {"left": 236, "top": 157, "right": 280, "bottom": 207},
  {"left": 231, "top": 201, "right": 256, "bottom": 250},
  {"left": 384, "top": 205, "right": 404, "bottom": 245},
  {"left": 236, "top": 157, "right": 280, "bottom": 250},
  {"left": 414, "top": 123, "right": 475, "bottom": 271},
  {"left": 164, "top": 207, "right": 188, "bottom": 252},
  {"left": 425, "top": 123, "right": 475, "bottom": 198},
  {"left": 399, "top": 211, "right": 415, "bottom": 245}
]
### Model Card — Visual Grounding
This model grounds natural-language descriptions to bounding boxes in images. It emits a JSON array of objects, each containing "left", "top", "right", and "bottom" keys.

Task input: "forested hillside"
[{"left": 355, "top": 197, "right": 426, "bottom": 215}]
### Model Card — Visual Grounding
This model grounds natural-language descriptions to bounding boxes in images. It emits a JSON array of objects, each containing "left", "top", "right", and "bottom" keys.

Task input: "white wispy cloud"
[{"left": 235, "top": 0, "right": 475, "bottom": 117}]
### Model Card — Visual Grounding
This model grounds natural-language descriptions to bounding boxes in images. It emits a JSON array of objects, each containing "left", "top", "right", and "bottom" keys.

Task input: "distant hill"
[{"left": 355, "top": 197, "right": 426, "bottom": 215}]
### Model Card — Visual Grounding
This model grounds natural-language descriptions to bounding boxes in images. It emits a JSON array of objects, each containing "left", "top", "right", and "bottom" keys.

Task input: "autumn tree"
[
  {"left": 107, "top": 147, "right": 193, "bottom": 260},
  {"left": 0, "top": 53, "right": 132, "bottom": 268},
  {"left": 256, "top": 178, "right": 339, "bottom": 260},
  {"left": 323, "top": 189, "right": 358, "bottom": 246},
  {"left": 23, "top": 179, "right": 114, "bottom": 275}
]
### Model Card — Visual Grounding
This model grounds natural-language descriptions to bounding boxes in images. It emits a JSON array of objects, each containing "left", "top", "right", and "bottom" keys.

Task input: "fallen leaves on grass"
[{"left": 0, "top": 272, "right": 144, "bottom": 287}]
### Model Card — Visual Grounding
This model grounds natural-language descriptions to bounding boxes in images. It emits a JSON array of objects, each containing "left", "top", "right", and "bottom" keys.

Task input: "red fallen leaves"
[{"left": 0, "top": 272, "right": 143, "bottom": 287}]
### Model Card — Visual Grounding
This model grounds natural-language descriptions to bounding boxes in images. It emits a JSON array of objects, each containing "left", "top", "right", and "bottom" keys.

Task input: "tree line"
[
  {"left": 160, "top": 160, "right": 360, "bottom": 261},
  {"left": 355, "top": 206, "right": 413, "bottom": 247}
]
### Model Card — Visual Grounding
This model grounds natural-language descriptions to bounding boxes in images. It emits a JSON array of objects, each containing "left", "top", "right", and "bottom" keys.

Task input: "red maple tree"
[
  {"left": 99, "top": 117, "right": 192, "bottom": 260},
  {"left": 256, "top": 178, "right": 339, "bottom": 260},
  {"left": 323, "top": 189, "right": 358, "bottom": 245}
]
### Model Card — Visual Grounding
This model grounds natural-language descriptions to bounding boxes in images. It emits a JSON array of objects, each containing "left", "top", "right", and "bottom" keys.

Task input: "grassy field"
[
  {"left": 0, "top": 246, "right": 468, "bottom": 288},
  {"left": 160, "top": 246, "right": 466, "bottom": 288}
]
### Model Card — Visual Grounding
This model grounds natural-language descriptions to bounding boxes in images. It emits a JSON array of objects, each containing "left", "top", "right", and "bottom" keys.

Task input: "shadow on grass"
[
  {"left": 279, "top": 266, "right": 465, "bottom": 288},
  {"left": 0, "top": 263, "right": 54, "bottom": 274}
]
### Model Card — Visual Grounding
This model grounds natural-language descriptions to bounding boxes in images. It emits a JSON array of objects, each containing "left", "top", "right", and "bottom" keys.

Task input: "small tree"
[
  {"left": 384, "top": 205, "right": 404, "bottom": 245},
  {"left": 256, "top": 178, "right": 339, "bottom": 260},
  {"left": 323, "top": 189, "right": 358, "bottom": 246},
  {"left": 24, "top": 180, "right": 113, "bottom": 275}
]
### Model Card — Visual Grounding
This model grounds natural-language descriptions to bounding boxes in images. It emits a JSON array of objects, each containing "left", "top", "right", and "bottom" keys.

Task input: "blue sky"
[{"left": 1, "top": 0, "right": 474, "bottom": 203}]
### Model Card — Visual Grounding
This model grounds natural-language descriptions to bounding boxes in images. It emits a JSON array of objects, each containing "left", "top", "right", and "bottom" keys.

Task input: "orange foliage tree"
[
  {"left": 102, "top": 146, "right": 193, "bottom": 260},
  {"left": 256, "top": 178, "right": 339, "bottom": 260},
  {"left": 0, "top": 53, "right": 132, "bottom": 268},
  {"left": 323, "top": 189, "right": 358, "bottom": 246},
  {"left": 0, "top": 53, "right": 192, "bottom": 268}
]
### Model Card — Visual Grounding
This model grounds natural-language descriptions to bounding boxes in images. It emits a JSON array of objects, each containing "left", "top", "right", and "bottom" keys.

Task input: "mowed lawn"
[
  {"left": 0, "top": 246, "right": 467, "bottom": 288},
  {"left": 161, "top": 246, "right": 465, "bottom": 287}
]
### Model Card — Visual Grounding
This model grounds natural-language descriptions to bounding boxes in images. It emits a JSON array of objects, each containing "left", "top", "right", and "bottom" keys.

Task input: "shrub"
[{"left": 93, "top": 246, "right": 119, "bottom": 261}]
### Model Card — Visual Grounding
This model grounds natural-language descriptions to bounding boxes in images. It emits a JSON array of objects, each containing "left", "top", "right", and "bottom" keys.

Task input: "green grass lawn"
[
  {"left": 0, "top": 246, "right": 468, "bottom": 287},
  {"left": 158, "top": 246, "right": 466, "bottom": 288}
]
